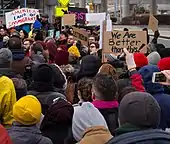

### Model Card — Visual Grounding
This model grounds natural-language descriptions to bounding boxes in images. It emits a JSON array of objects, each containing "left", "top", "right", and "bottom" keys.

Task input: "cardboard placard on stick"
[
  {"left": 148, "top": 14, "right": 158, "bottom": 32},
  {"left": 62, "top": 14, "right": 76, "bottom": 26},
  {"left": 103, "top": 31, "right": 147, "bottom": 56},
  {"left": 72, "top": 27, "right": 88, "bottom": 47}
]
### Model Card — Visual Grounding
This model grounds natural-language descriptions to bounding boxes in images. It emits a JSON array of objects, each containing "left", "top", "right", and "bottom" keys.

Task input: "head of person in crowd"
[
  {"left": 23, "top": 38, "right": 34, "bottom": 55},
  {"left": 98, "top": 63, "right": 118, "bottom": 81},
  {"left": 8, "top": 95, "right": 52, "bottom": 144},
  {"left": 86, "top": 29, "right": 92, "bottom": 35},
  {"left": 159, "top": 48, "right": 170, "bottom": 58},
  {"left": 59, "top": 31, "right": 68, "bottom": 41},
  {"left": 20, "top": 29, "right": 28, "bottom": 40},
  {"left": 35, "top": 41, "right": 49, "bottom": 61},
  {"left": 10, "top": 31, "right": 20, "bottom": 39},
  {"left": 44, "top": 36, "right": 55, "bottom": 43},
  {"left": 72, "top": 102, "right": 111, "bottom": 143},
  {"left": 3, "top": 36, "right": 10, "bottom": 47},
  {"left": 92, "top": 74, "right": 117, "bottom": 102},
  {"left": 118, "top": 92, "right": 160, "bottom": 134},
  {"left": 8, "top": 37, "right": 22, "bottom": 50},
  {"left": 89, "top": 42, "right": 99, "bottom": 55},
  {"left": 67, "top": 34, "right": 74, "bottom": 47},
  {"left": 77, "top": 55, "right": 101, "bottom": 81},
  {"left": 34, "top": 30, "right": 44, "bottom": 41},
  {"left": 88, "top": 36, "right": 96, "bottom": 45},
  {"left": 134, "top": 52, "right": 148, "bottom": 70},
  {"left": 11, "top": 78, "right": 27, "bottom": 100},
  {"left": 31, "top": 64, "right": 53, "bottom": 90},
  {"left": 0, "top": 27, "right": 6, "bottom": 36},
  {"left": 31, "top": 42, "right": 46, "bottom": 63},
  {"left": 46, "top": 41, "right": 57, "bottom": 64},
  {"left": 147, "top": 51, "right": 161, "bottom": 65},
  {"left": 139, "top": 65, "right": 164, "bottom": 95},
  {"left": 117, "top": 86, "right": 136, "bottom": 103},
  {"left": 77, "top": 78, "right": 93, "bottom": 103},
  {"left": 41, "top": 14, "right": 49, "bottom": 24},
  {"left": 12, "top": 95, "right": 41, "bottom": 125},
  {"left": 68, "top": 45, "right": 81, "bottom": 63},
  {"left": 158, "top": 57, "right": 170, "bottom": 71},
  {"left": 40, "top": 98, "right": 74, "bottom": 144},
  {"left": 0, "top": 48, "right": 13, "bottom": 68},
  {"left": 50, "top": 64, "right": 67, "bottom": 91}
]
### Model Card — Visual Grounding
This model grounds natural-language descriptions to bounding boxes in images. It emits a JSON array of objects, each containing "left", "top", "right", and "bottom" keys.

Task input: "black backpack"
[{"left": 107, "top": 129, "right": 170, "bottom": 144}]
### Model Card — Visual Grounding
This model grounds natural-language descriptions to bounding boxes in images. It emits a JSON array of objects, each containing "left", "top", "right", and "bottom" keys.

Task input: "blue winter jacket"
[{"left": 139, "top": 65, "right": 170, "bottom": 130}]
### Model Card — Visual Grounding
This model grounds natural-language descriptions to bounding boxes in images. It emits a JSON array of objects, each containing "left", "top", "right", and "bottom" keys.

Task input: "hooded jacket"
[
  {"left": 80, "top": 126, "right": 112, "bottom": 144},
  {"left": 0, "top": 76, "right": 16, "bottom": 127},
  {"left": 139, "top": 65, "right": 170, "bottom": 130},
  {"left": 8, "top": 122, "right": 52, "bottom": 144}
]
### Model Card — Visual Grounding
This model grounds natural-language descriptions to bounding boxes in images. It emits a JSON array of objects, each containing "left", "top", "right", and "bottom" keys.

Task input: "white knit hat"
[{"left": 72, "top": 102, "right": 108, "bottom": 141}]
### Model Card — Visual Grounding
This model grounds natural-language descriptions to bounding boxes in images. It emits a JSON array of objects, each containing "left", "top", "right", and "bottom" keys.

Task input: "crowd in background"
[{"left": 0, "top": 13, "right": 170, "bottom": 144}]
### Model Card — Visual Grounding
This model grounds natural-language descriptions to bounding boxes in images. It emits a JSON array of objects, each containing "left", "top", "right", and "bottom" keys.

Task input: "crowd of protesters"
[{"left": 0, "top": 13, "right": 170, "bottom": 144}]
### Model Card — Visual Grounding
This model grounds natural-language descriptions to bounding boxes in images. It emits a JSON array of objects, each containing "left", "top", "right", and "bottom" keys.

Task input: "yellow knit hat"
[
  {"left": 68, "top": 46, "right": 81, "bottom": 57},
  {"left": 13, "top": 95, "right": 41, "bottom": 125}
]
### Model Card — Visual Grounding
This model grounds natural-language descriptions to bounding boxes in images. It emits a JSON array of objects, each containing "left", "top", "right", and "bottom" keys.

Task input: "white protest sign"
[
  {"left": 86, "top": 12, "right": 106, "bottom": 26},
  {"left": 106, "top": 14, "right": 112, "bottom": 32},
  {"left": 5, "top": 8, "right": 40, "bottom": 29}
]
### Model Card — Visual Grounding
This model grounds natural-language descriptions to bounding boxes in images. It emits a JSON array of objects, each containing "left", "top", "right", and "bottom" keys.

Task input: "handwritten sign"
[
  {"left": 86, "top": 13, "right": 106, "bottom": 26},
  {"left": 68, "top": 7, "right": 87, "bottom": 25},
  {"left": 72, "top": 27, "right": 88, "bottom": 46},
  {"left": 103, "top": 31, "right": 147, "bottom": 56},
  {"left": 5, "top": 8, "right": 39, "bottom": 29},
  {"left": 55, "top": 7, "right": 68, "bottom": 17},
  {"left": 62, "top": 14, "right": 76, "bottom": 26},
  {"left": 148, "top": 14, "right": 158, "bottom": 32},
  {"left": 58, "top": 0, "right": 70, "bottom": 7}
]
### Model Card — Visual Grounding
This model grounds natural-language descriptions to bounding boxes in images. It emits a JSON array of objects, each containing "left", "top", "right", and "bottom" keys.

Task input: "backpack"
[{"left": 107, "top": 129, "right": 170, "bottom": 144}]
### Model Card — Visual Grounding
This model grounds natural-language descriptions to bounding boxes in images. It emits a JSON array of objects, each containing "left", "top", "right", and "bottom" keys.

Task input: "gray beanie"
[
  {"left": 72, "top": 102, "right": 108, "bottom": 141},
  {"left": 0, "top": 48, "right": 12, "bottom": 67},
  {"left": 147, "top": 51, "right": 161, "bottom": 65},
  {"left": 119, "top": 92, "right": 160, "bottom": 129}
]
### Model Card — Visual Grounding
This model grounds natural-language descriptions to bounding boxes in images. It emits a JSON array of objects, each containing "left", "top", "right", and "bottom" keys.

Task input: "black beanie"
[
  {"left": 33, "top": 64, "right": 53, "bottom": 83},
  {"left": 119, "top": 92, "right": 160, "bottom": 129}
]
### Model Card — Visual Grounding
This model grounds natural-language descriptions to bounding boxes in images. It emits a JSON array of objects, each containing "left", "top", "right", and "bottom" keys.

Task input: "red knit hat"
[
  {"left": 134, "top": 53, "right": 148, "bottom": 68},
  {"left": 157, "top": 57, "right": 170, "bottom": 71}
]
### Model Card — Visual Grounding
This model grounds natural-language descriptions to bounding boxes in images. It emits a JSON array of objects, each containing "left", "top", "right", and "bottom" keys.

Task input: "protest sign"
[
  {"left": 86, "top": 13, "right": 106, "bottom": 26},
  {"left": 48, "top": 29, "right": 54, "bottom": 37},
  {"left": 72, "top": 27, "right": 88, "bottom": 47},
  {"left": 5, "top": 8, "right": 39, "bottom": 29},
  {"left": 68, "top": 7, "right": 87, "bottom": 25},
  {"left": 103, "top": 31, "right": 147, "bottom": 56},
  {"left": 148, "top": 14, "right": 158, "bottom": 32},
  {"left": 62, "top": 14, "right": 76, "bottom": 26}
]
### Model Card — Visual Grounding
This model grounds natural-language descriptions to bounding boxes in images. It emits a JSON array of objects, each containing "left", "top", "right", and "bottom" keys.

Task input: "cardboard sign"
[
  {"left": 86, "top": 13, "right": 106, "bottom": 26},
  {"left": 55, "top": 7, "right": 68, "bottom": 17},
  {"left": 148, "top": 14, "right": 158, "bottom": 32},
  {"left": 5, "top": 8, "right": 40, "bottom": 29},
  {"left": 62, "top": 14, "right": 75, "bottom": 26},
  {"left": 103, "top": 31, "right": 147, "bottom": 56},
  {"left": 68, "top": 7, "right": 88, "bottom": 25},
  {"left": 72, "top": 27, "right": 88, "bottom": 46}
]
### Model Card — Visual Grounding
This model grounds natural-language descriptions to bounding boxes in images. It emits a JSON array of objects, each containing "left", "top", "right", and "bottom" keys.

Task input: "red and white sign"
[{"left": 5, "top": 8, "right": 40, "bottom": 29}]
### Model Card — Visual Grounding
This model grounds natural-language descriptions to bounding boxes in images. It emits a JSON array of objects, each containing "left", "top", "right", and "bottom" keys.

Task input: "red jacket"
[
  {"left": 0, "top": 124, "right": 12, "bottom": 144},
  {"left": 130, "top": 70, "right": 145, "bottom": 92}
]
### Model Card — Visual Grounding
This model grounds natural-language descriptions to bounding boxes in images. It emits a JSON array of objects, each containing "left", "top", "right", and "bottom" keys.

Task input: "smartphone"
[{"left": 152, "top": 72, "right": 167, "bottom": 83}]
